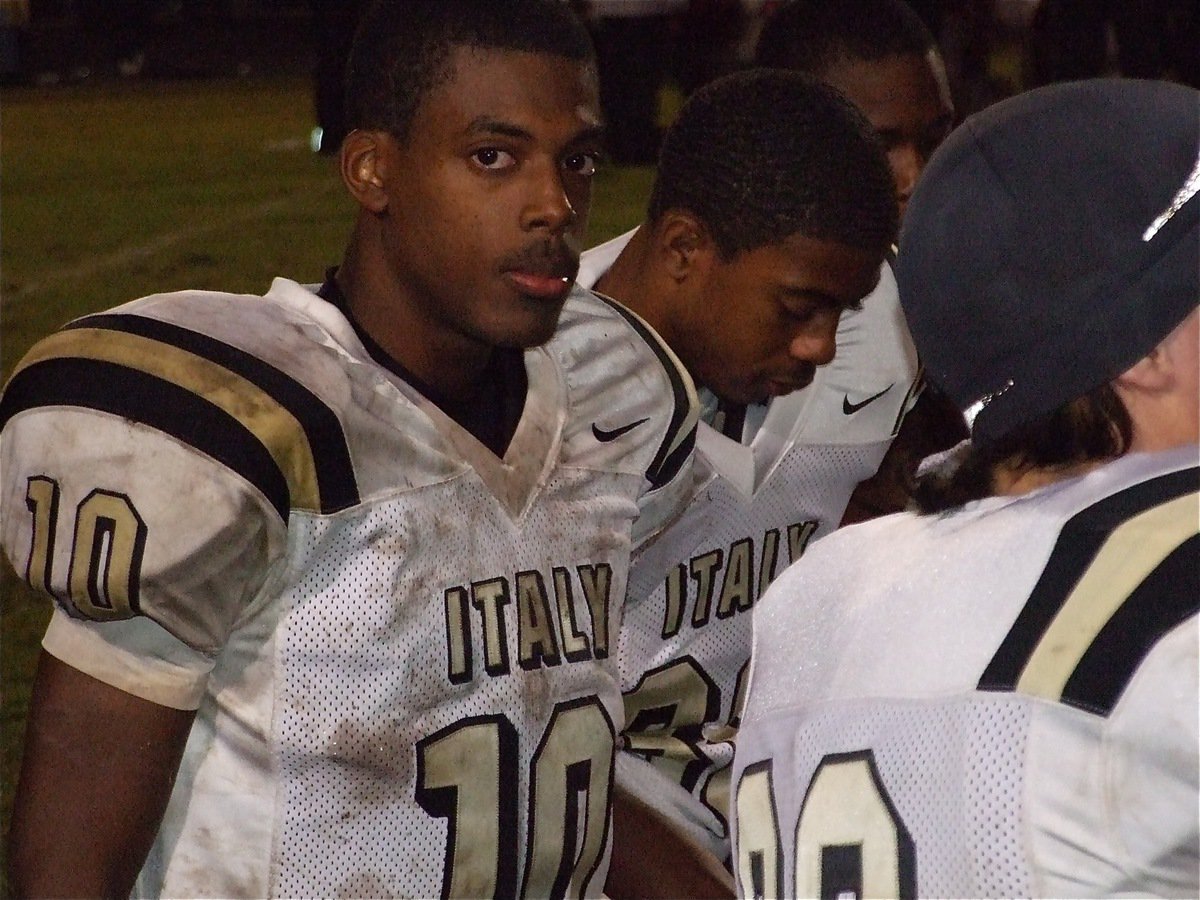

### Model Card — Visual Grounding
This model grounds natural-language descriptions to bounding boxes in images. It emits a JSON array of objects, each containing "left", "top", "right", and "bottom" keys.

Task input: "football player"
[
  {"left": 584, "top": 70, "right": 906, "bottom": 894},
  {"left": 755, "top": 0, "right": 970, "bottom": 521},
  {"left": 1, "top": 2, "right": 698, "bottom": 897},
  {"left": 733, "top": 78, "right": 1199, "bottom": 897},
  {"left": 755, "top": 0, "right": 955, "bottom": 222}
]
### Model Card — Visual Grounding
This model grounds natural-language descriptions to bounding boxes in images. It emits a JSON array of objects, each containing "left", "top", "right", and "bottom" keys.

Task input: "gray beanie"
[{"left": 896, "top": 78, "right": 1199, "bottom": 445}]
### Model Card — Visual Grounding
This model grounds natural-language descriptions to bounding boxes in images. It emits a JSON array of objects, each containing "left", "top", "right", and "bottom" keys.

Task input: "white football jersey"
[
  {"left": 732, "top": 446, "right": 1200, "bottom": 898},
  {"left": 0, "top": 277, "right": 697, "bottom": 899},
  {"left": 578, "top": 230, "right": 920, "bottom": 859}
]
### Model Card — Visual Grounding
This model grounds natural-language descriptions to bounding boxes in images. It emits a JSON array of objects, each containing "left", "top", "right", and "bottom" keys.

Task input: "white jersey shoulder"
[
  {"left": 580, "top": 232, "right": 918, "bottom": 859},
  {"left": 734, "top": 446, "right": 1200, "bottom": 898},
  {"left": 0, "top": 276, "right": 697, "bottom": 898},
  {"left": 554, "top": 284, "right": 699, "bottom": 544}
]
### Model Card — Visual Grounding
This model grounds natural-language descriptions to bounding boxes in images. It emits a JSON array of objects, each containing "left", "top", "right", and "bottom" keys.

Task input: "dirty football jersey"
[
  {"left": 578, "top": 231, "right": 919, "bottom": 859},
  {"left": 0, "top": 276, "right": 697, "bottom": 898},
  {"left": 733, "top": 447, "right": 1199, "bottom": 898}
]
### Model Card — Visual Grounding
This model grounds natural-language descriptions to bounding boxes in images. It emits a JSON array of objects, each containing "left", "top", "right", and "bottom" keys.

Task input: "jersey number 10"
[
  {"left": 24, "top": 476, "right": 145, "bottom": 620},
  {"left": 417, "top": 696, "right": 616, "bottom": 899}
]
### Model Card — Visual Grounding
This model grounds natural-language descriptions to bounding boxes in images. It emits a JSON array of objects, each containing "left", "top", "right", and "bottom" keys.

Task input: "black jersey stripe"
[
  {"left": 593, "top": 294, "right": 699, "bottom": 490},
  {"left": 6, "top": 325, "right": 318, "bottom": 514},
  {"left": 1062, "top": 535, "right": 1198, "bottom": 715},
  {"left": 1, "top": 357, "right": 291, "bottom": 520},
  {"left": 979, "top": 466, "right": 1199, "bottom": 715},
  {"left": 893, "top": 365, "right": 925, "bottom": 437},
  {"left": 70, "top": 312, "right": 358, "bottom": 513},
  {"left": 77, "top": 313, "right": 357, "bottom": 512},
  {"left": 5, "top": 313, "right": 360, "bottom": 514}
]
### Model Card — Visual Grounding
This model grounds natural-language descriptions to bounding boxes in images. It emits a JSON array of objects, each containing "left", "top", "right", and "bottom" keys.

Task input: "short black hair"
[
  {"left": 344, "top": 0, "right": 595, "bottom": 143},
  {"left": 648, "top": 68, "right": 897, "bottom": 259},
  {"left": 755, "top": 0, "right": 937, "bottom": 74}
]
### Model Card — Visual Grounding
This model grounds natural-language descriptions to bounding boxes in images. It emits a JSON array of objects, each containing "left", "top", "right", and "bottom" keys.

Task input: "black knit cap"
[{"left": 896, "top": 78, "right": 1199, "bottom": 445}]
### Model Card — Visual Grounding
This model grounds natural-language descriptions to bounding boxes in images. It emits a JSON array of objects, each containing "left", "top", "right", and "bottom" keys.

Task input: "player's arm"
[
  {"left": 0, "top": 311, "right": 291, "bottom": 895},
  {"left": 6, "top": 650, "right": 196, "bottom": 898},
  {"left": 605, "top": 782, "right": 735, "bottom": 899}
]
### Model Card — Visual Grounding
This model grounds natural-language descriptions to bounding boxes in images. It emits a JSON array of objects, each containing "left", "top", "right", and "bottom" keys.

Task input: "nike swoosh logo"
[
  {"left": 842, "top": 384, "right": 894, "bottom": 415},
  {"left": 592, "top": 417, "right": 649, "bottom": 442}
]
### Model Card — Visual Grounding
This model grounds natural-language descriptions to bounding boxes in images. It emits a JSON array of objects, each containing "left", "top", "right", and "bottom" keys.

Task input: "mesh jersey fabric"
[
  {"left": 732, "top": 445, "right": 1200, "bottom": 897},
  {"left": 0, "top": 276, "right": 698, "bottom": 898},
  {"left": 579, "top": 229, "right": 920, "bottom": 858}
]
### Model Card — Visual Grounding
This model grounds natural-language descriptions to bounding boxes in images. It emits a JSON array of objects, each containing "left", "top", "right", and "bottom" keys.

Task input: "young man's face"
[
  {"left": 680, "top": 233, "right": 882, "bottom": 406},
  {"left": 822, "top": 49, "right": 954, "bottom": 220},
  {"left": 373, "top": 47, "right": 603, "bottom": 352}
]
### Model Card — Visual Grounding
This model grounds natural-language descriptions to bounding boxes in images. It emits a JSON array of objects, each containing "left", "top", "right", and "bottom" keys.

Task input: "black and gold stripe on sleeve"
[
  {"left": 0, "top": 312, "right": 359, "bottom": 519},
  {"left": 979, "top": 467, "right": 1199, "bottom": 716},
  {"left": 595, "top": 295, "right": 699, "bottom": 491}
]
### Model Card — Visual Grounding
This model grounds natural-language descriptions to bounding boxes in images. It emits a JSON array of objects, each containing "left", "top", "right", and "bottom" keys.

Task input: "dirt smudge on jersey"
[
  {"left": 324, "top": 717, "right": 413, "bottom": 792},
  {"left": 166, "top": 825, "right": 261, "bottom": 897},
  {"left": 378, "top": 571, "right": 436, "bottom": 638},
  {"left": 522, "top": 668, "right": 553, "bottom": 721},
  {"left": 368, "top": 526, "right": 408, "bottom": 558},
  {"left": 593, "top": 528, "right": 627, "bottom": 555},
  {"left": 337, "top": 872, "right": 394, "bottom": 898}
]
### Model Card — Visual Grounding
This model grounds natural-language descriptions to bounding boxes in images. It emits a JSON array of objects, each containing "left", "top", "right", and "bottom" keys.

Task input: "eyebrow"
[
  {"left": 464, "top": 116, "right": 606, "bottom": 148},
  {"left": 465, "top": 117, "right": 533, "bottom": 141},
  {"left": 778, "top": 286, "right": 856, "bottom": 311}
]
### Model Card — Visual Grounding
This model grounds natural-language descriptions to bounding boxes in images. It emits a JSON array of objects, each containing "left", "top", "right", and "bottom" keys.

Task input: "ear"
[
  {"left": 653, "top": 211, "right": 717, "bottom": 283},
  {"left": 1110, "top": 311, "right": 1199, "bottom": 451},
  {"left": 340, "top": 129, "right": 390, "bottom": 214},
  {"left": 1112, "top": 339, "right": 1176, "bottom": 397}
]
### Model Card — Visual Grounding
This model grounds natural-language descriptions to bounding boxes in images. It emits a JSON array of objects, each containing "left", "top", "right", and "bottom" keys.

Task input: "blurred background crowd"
[{"left": 1, "top": 0, "right": 1197, "bottom": 159}]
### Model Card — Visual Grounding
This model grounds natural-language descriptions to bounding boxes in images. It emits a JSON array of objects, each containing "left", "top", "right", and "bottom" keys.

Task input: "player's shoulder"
[
  {"left": 975, "top": 448, "right": 1199, "bottom": 717},
  {"left": 1048, "top": 444, "right": 1198, "bottom": 518},
  {"left": 0, "top": 278, "right": 365, "bottom": 517},
  {"left": 554, "top": 286, "right": 698, "bottom": 491},
  {"left": 576, "top": 228, "right": 635, "bottom": 290},
  {"left": 5, "top": 277, "right": 347, "bottom": 394},
  {"left": 558, "top": 285, "right": 692, "bottom": 392}
]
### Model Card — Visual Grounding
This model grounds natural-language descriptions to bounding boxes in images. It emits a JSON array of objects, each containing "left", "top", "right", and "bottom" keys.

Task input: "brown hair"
[{"left": 913, "top": 382, "right": 1133, "bottom": 513}]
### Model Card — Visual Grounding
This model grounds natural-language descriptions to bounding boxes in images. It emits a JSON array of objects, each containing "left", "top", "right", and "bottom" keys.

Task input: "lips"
[
  {"left": 500, "top": 242, "right": 578, "bottom": 302},
  {"left": 504, "top": 270, "right": 573, "bottom": 301}
]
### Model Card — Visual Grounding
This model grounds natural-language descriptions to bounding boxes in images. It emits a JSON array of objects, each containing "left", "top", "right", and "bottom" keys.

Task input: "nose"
[
  {"left": 789, "top": 320, "right": 837, "bottom": 367},
  {"left": 520, "top": 159, "right": 576, "bottom": 234},
  {"left": 889, "top": 143, "right": 923, "bottom": 207}
]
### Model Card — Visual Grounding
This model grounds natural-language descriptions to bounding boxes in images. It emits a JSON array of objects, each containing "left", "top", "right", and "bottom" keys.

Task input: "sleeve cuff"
[{"left": 42, "top": 608, "right": 214, "bottom": 710}]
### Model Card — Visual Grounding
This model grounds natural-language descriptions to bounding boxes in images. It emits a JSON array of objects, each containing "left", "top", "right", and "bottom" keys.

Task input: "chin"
[
  {"left": 721, "top": 385, "right": 766, "bottom": 407},
  {"left": 493, "top": 312, "right": 563, "bottom": 350}
]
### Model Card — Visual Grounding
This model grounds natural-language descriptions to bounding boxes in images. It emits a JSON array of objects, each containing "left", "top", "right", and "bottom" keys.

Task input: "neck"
[
  {"left": 593, "top": 226, "right": 681, "bottom": 353},
  {"left": 991, "top": 458, "right": 1109, "bottom": 496},
  {"left": 337, "top": 230, "right": 494, "bottom": 402},
  {"left": 1120, "top": 403, "right": 1199, "bottom": 455}
]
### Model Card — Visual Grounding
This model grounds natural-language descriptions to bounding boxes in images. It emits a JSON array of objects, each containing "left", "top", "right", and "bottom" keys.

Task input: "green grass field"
[{"left": 0, "top": 74, "right": 656, "bottom": 874}]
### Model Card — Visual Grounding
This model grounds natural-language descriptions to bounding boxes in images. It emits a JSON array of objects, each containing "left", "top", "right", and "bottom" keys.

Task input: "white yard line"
[{"left": 8, "top": 184, "right": 338, "bottom": 301}]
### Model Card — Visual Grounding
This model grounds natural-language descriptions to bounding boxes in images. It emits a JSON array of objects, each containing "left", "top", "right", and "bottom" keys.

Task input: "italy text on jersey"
[
  {"left": 443, "top": 563, "right": 615, "bottom": 680},
  {"left": 657, "top": 520, "right": 818, "bottom": 639}
]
